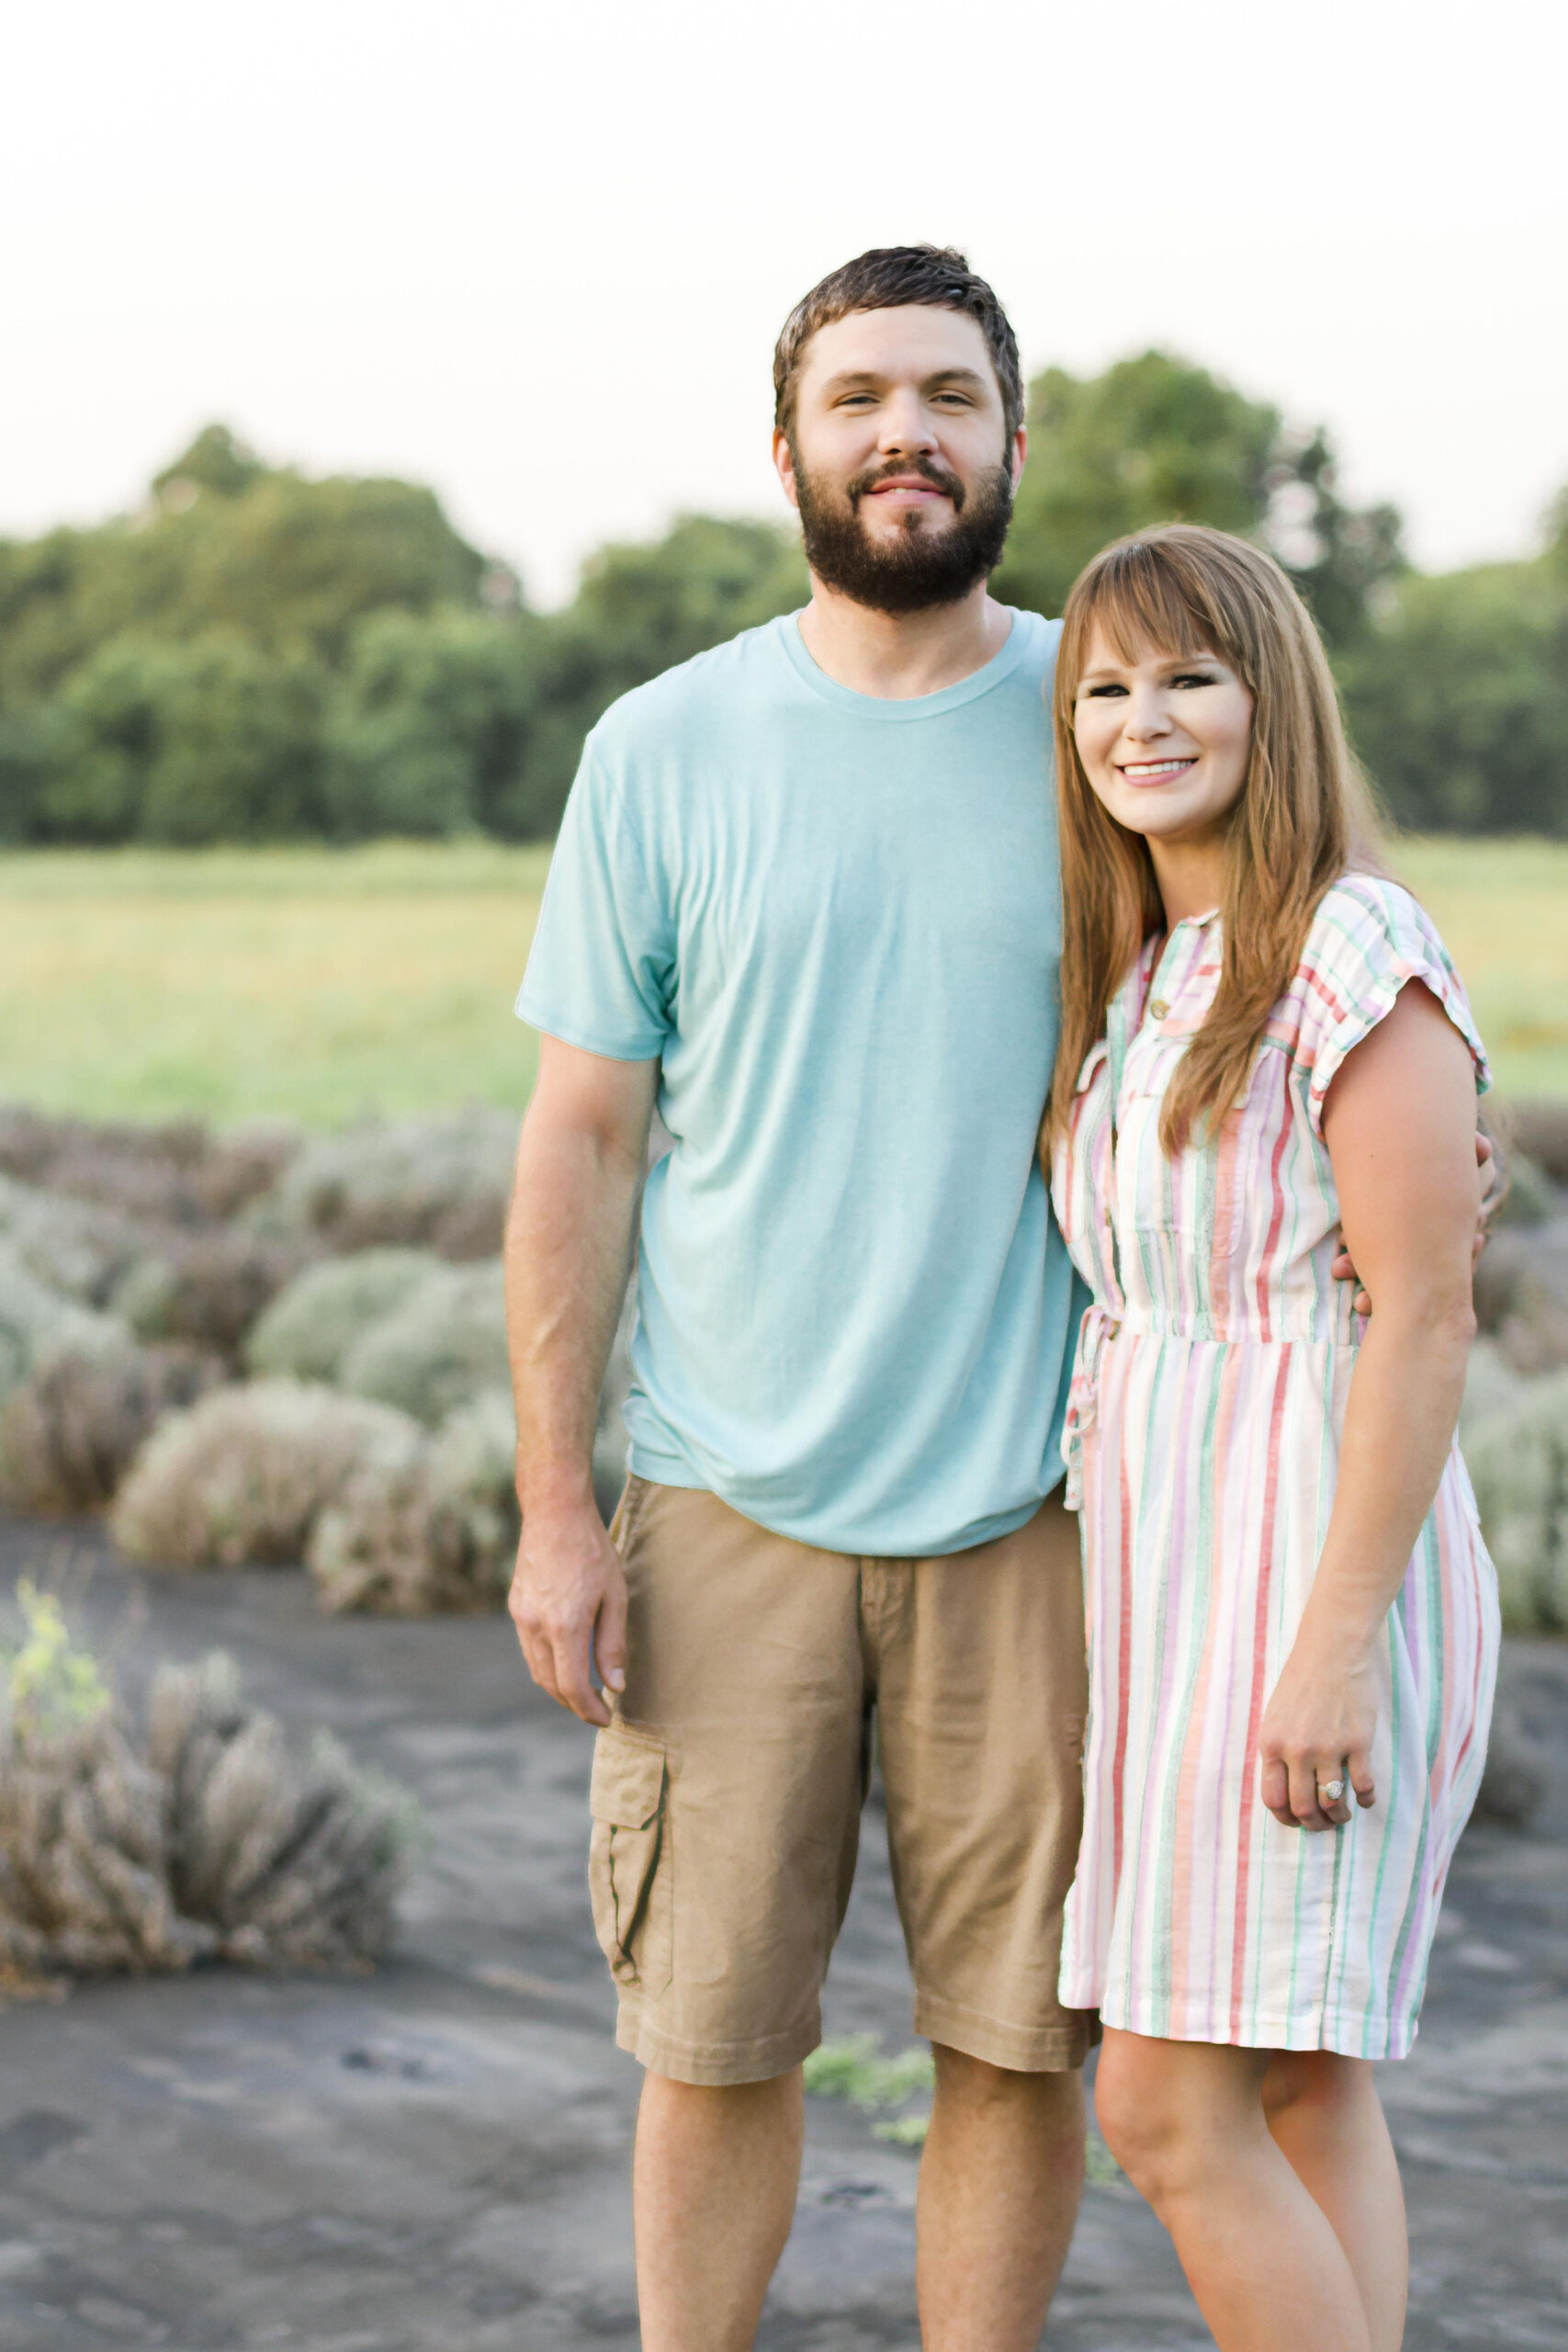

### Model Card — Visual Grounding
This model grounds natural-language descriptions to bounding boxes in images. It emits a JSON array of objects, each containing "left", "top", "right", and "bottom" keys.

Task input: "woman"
[{"left": 1046, "top": 524, "right": 1498, "bottom": 2352}]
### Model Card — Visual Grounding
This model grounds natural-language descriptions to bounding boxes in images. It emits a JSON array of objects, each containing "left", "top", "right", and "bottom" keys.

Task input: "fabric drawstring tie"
[{"left": 1061, "top": 1303, "right": 1120, "bottom": 1510}]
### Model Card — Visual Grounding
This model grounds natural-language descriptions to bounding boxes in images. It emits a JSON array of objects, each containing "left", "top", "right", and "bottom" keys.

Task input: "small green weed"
[
  {"left": 805, "top": 2032, "right": 1124, "bottom": 2180},
  {"left": 1, "top": 1581, "right": 111, "bottom": 1730},
  {"left": 804, "top": 2033, "right": 935, "bottom": 2148},
  {"left": 871, "top": 2113, "right": 931, "bottom": 2146},
  {"left": 803, "top": 2032, "right": 935, "bottom": 2111}
]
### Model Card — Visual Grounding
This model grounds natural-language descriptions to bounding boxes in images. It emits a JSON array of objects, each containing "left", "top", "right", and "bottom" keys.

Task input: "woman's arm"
[{"left": 1258, "top": 979, "right": 1480, "bottom": 1833}]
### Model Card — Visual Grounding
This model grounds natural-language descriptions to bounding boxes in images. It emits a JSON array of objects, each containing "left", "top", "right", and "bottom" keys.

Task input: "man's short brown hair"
[{"left": 773, "top": 244, "right": 1024, "bottom": 446}]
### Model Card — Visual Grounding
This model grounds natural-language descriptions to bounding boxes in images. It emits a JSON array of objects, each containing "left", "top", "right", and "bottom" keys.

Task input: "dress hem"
[{"left": 1076, "top": 1991, "right": 1417, "bottom": 2062}]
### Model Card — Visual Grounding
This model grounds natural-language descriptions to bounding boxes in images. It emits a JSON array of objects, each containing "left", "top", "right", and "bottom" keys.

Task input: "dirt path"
[{"left": 2, "top": 1518, "right": 1564, "bottom": 2350}]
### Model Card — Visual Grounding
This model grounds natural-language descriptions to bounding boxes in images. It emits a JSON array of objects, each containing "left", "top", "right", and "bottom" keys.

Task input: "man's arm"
[
  {"left": 505, "top": 1035, "right": 659, "bottom": 1726},
  {"left": 1331, "top": 1126, "right": 1497, "bottom": 1310}
]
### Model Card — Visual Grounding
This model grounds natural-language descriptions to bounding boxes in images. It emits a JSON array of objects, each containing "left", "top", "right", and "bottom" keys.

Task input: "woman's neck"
[{"left": 1148, "top": 835, "right": 1227, "bottom": 930}]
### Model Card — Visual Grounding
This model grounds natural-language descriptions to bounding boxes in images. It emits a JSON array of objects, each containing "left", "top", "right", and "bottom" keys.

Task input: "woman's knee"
[
  {"left": 1091, "top": 2043, "right": 1194, "bottom": 2193},
  {"left": 1261, "top": 2049, "right": 1371, "bottom": 2128},
  {"left": 1094, "top": 2036, "right": 1269, "bottom": 2204}
]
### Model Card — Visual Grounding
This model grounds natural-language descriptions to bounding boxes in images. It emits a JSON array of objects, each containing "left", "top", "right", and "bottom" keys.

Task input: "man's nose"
[{"left": 876, "top": 390, "right": 939, "bottom": 452}]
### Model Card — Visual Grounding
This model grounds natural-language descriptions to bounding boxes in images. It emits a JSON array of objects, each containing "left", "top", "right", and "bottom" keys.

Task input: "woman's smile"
[{"left": 1118, "top": 756, "right": 1198, "bottom": 785}]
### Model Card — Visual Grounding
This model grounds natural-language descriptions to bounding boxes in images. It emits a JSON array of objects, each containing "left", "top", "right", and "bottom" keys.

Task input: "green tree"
[
  {"left": 1265, "top": 427, "right": 1404, "bottom": 653},
  {"left": 54, "top": 633, "right": 329, "bottom": 844},
  {"left": 1339, "top": 554, "right": 1568, "bottom": 834},
  {"left": 323, "top": 606, "right": 541, "bottom": 838},
  {"left": 995, "top": 352, "right": 1275, "bottom": 619},
  {"left": 0, "top": 707, "right": 70, "bottom": 843},
  {"left": 570, "top": 514, "right": 808, "bottom": 684},
  {"left": 0, "top": 428, "right": 490, "bottom": 706},
  {"left": 993, "top": 351, "right": 1402, "bottom": 647},
  {"left": 152, "top": 423, "right": 267, "bottom": 506}
]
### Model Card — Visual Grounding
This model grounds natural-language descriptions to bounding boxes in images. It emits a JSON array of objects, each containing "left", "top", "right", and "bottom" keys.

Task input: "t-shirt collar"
[{"left": 778, "top": 607, "right": 1032, "bottom": 718}]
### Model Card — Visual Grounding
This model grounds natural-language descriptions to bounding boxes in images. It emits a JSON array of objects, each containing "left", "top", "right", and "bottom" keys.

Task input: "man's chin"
[
  {"left": 826, "top": 574, "right": 987, "bottom": 619},
  {"left": 795, "top": 462, "right": 1013, "bottom": 619},
  {"left": 807, "top": 542, "right": 991, "bottom": 616}
]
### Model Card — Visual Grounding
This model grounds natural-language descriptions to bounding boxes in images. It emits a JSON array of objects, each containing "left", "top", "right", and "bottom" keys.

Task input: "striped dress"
[{"left": 1050, "top": 876, "right": 1499, "bottom": 2057}]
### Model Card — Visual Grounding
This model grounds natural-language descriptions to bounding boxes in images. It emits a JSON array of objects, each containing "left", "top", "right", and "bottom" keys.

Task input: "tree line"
[{"left": 2, "top": 366, "right": 1563, "bottom": 844}]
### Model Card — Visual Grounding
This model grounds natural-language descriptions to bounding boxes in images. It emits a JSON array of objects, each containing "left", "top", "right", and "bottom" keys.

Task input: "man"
[
  {"left": 506, "top": 244, "right": 1088, "bottom": 2352},
  {"left": 502, "top": 246, "right": 1483, "bottom": 2348}
]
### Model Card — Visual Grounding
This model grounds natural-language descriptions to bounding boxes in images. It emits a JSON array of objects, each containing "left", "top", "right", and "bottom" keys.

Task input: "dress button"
[{"left": 1149, "top": 997, "right": 1169, "bottom": 1020}]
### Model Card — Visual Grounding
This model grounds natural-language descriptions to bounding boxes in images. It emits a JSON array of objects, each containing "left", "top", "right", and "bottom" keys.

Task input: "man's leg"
[
  {"left": 634, "top": 2070, "right": 804, "bottom": 2352},
  {"left": 917, "top": 2048, "right": 1085, "bottom": 2352},
  {"left": 869, "top": 1493, "right": 1097, "bottom": 2349},
  {"left": 598, "top": 1481, "right": 866, "bottom": 2348}
]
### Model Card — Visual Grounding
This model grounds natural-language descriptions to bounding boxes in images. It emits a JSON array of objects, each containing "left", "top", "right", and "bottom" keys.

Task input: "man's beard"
[{"left": 791, "top": 448, "right": 1015, "bottom": 616}]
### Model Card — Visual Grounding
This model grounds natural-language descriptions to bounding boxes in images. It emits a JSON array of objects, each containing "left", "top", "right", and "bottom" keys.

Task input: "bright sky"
[{"left": 6, "top": 0, "right": 1564, "bottom": 605}]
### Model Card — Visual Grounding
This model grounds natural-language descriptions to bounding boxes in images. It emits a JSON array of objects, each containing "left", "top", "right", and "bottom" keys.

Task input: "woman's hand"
[{"left": 1258, "top": 1636, "right": 1380, "bottom": 1832}]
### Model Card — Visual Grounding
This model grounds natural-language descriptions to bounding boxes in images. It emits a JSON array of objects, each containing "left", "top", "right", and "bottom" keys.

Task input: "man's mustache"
[{"left": 847, "top": 457, "right": 967, "bottom": 513}]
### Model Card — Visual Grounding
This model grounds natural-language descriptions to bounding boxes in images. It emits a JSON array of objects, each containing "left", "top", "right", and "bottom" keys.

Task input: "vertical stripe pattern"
[{"left": 1051, "top": 876, "right": 1501, "bottom": 2057}]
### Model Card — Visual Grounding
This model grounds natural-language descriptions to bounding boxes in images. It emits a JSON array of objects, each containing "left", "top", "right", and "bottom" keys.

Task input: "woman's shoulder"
[
  {"left": 1292, "top": 871, "right": 1488, "bottom": 1125},
  {"left": 1295, "top": 872, "right": 1465, "bottom": 1007},
  {"left": 1306, "top": 871, "right": 1444, "bottom": 962}
]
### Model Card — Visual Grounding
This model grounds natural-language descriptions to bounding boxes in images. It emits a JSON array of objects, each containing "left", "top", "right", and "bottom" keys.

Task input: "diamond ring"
[{"left": 1318, "top": 1778, "right": 1346, "bottom": 1803}]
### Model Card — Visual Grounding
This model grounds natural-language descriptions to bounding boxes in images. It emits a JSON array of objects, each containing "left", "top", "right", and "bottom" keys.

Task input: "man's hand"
[
  {"left": 1332, "top": 1128, "right": 1497, "bottom": 1313},
  {"left": 503, "top": 1035, "right": 656, "bottom": 1730},
  {"left": 510, "top": 1503, "right": 628, "bottom": 1728}
]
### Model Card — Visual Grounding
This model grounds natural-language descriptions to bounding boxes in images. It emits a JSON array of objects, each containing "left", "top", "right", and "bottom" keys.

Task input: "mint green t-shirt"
[{"left": 517, "top": 607, "right": 1084, "bottom": 1557}]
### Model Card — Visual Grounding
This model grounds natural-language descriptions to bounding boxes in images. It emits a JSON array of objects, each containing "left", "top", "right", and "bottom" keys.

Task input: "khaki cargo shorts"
[{"left": 588, "top": 1476, "right": 1095, "bottom": 2086}]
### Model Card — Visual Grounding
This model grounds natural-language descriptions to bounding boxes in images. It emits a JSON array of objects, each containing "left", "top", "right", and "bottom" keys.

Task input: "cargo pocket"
[{"left": 588, "top": 1726, "right": 671, "bottom": 1996}]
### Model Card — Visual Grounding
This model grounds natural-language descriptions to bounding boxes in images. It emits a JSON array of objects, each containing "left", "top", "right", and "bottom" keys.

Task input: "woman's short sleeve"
[{"left": 1296, "top": 877, "right": 1490, "bottom": 1140}]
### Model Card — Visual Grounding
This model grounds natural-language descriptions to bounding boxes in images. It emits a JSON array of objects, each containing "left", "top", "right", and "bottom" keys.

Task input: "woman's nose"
[{"left": 1123, "top": 695, "right": 1172, "bottom": 741}]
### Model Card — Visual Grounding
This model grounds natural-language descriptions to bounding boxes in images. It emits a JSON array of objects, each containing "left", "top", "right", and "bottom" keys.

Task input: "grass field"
[
  {"left": 0, "top": 842, "right": 549, "bottom": 1126},
  {"left": 2, "top": 835, "right": 1565, "bottom": 1127}
]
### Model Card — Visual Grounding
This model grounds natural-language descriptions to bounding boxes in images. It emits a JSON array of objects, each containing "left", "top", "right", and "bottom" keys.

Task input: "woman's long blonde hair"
[{"left": 1046, "top": 524, "right": 1387, "bottom": 1156}]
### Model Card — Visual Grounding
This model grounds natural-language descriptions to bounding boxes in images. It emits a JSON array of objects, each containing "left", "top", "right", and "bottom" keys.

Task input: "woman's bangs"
[{"left": 1071, "top": 546, "right": 1222, "bottom": 678}]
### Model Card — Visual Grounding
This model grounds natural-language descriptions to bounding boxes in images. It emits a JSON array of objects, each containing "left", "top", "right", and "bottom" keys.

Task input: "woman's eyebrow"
[{"left": 1077, "top": 650, "right": 1222, "bottom": 685}]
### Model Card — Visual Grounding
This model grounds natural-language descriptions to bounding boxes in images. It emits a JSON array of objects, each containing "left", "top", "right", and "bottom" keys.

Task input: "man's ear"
[
  {"left": 1010, "top": 424, "right": 1028, "bottom": 492},
  {"left": 773, "top": 426, "right": 802, "bottom": 514}
]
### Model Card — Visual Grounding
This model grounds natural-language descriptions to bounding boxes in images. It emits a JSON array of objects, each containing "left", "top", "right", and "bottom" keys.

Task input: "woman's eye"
[
  {"left": 1082, "top": 683, "right": 1126, "bottom": 699},
  {"left": 1173, "top": 672, "right": 1219, "bottom": 688}
]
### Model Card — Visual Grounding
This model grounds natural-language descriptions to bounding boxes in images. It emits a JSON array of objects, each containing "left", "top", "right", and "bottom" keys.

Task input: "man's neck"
[{"left": 795, "top": 575, "right": 1013, "bottom": 700}]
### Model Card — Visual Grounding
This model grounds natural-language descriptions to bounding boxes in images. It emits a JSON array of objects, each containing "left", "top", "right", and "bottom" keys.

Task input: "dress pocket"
[{"left": 588, "top": 1725, "right": 671, "bottom": 1996}]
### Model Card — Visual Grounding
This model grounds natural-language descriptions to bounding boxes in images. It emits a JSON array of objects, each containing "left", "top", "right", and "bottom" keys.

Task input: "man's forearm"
[{"left": 505, "top": 1113, "right": 644, "bottom": 1520}]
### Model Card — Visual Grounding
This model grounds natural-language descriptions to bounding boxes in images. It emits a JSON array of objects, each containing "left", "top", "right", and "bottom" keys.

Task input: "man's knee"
[
  {"left": 931, "top": 2044, "right": 1083, "bottom": 2128},
  {"left": 641, "top": 2064, "right": 803, "bottom": 2114}
]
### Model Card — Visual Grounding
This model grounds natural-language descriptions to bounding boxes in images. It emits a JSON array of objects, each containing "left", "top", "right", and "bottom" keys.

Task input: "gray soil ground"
[{"left": 1, "top": 1516, "right": 1565, "bottom": 2351}]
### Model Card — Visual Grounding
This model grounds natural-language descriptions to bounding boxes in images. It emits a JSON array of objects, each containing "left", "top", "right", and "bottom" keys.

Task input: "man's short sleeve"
[{"left": 515, "top": 742, "right": 672, "bottom": 1061}]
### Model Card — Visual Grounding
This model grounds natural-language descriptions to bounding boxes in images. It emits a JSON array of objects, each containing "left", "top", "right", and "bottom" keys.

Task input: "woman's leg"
[
  {"left": 1093, "top": 2029, "right": 1372, "bottom": 2352},
  {"left": 1262, "top": 2051, "right": 1407, "bottom": 2352}
]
